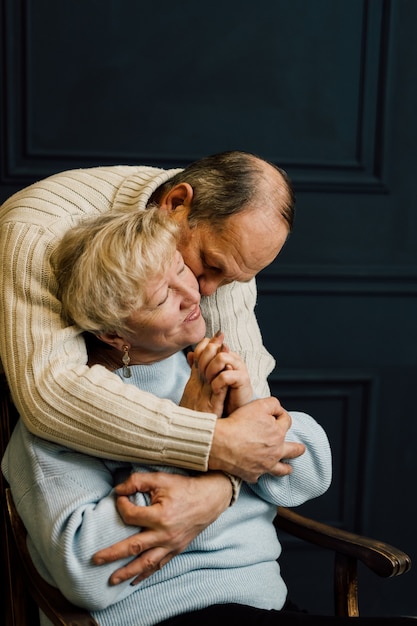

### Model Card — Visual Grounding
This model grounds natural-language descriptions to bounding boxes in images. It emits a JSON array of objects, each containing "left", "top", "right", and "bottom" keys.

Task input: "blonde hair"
[{"left": 54, "top": 206, "right": 179, "bottom": 335}]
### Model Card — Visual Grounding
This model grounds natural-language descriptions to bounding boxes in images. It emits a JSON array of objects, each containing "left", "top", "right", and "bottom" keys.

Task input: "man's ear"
[
  {"left": 96, "top": 332, "right": 128, "bottom": 351},
  {"left": 160, "top": 183, "right": 194, "bottom": 223}
]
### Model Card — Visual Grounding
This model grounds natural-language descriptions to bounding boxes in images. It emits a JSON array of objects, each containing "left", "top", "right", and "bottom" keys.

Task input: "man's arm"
[
  {"left": 92, "top": 470, "right": 233, "bottom": 586},
  {"left": 181, "top": 333, "right": 305, "bottom": 482},
  {"left": 0, "top": 216, "right": 216, "bottom": 470},
  {"left": 0, "top": 168, "right": 276, "bottom": 472},
  {"left": 0, "top": 216, "right": 291, "bottom": 479},
  {"left": 90, "top": 397, "right": 306, "bottom": 585},
  {"left": 209, "top": 398, "right": 305, "bottom": 482}
]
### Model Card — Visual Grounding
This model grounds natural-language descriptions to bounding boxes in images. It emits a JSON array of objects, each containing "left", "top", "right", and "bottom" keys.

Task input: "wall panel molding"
[
  {"left": 1, "top": 0, "right": 392, "bottom": 193},
  {"left": 258, "top": 265, "right": 417, "bottom": 296},
  {"left": 268, "top": 369, "right": 378, "bottom": 532}
]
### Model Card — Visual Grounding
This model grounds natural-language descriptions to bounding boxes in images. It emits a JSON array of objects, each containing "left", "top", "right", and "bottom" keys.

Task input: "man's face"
[{"left": 177, "top": 208, "right": 289, "bottom": 297}]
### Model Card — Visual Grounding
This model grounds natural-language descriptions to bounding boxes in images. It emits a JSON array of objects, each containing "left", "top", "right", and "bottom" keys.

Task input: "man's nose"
[{"left": 198, "top": 276, "right": 224, "bottom": 297}]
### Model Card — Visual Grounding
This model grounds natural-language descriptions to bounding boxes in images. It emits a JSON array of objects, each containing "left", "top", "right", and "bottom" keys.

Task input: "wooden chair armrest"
[
  {"left": 275, "top": 506, "right": 412, "bottom": 578},
  {"left": 6, "top": 488, "right": 99, "bottom": 626}
]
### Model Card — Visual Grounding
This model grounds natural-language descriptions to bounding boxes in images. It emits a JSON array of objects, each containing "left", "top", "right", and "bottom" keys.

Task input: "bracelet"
[{"left": 222, "top": 472, "right": 241, "bottom": 506}]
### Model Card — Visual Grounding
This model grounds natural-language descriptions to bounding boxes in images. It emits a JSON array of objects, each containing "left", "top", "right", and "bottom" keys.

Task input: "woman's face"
[{"left": 125, "top": 250, "right": 206, "bottom": 362}]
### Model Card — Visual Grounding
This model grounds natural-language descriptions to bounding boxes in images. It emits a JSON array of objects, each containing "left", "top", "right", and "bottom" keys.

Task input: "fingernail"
[{"left": 214, "top": 329, "right": 222, "bottom": 337}]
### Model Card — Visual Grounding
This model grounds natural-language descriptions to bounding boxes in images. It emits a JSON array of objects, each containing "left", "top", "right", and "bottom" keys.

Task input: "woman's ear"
[
  {"left": 159, "top": 183, "right": 194, "bottom": 223},
  {"left": 96, "top": 332, "right": 128, "bottom": 352}
]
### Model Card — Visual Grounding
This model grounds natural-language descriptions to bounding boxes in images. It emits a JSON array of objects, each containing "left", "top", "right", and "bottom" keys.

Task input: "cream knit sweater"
[{"left": 0, "top": 165, "right": 275, "bottom": 470}]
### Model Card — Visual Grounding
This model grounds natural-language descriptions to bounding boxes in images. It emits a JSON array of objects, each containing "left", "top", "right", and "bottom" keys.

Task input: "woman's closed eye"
[{"left": 157, "top": 292, "right": 169, "bottom": 306}]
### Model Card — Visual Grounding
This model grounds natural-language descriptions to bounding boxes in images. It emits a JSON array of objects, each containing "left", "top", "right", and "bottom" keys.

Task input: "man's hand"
[
  {"left": 209, "top": 396, "right": 305, "bottom": 482},
  {"left": 92, "top": 471, "right": 232, "bottom": 585}
]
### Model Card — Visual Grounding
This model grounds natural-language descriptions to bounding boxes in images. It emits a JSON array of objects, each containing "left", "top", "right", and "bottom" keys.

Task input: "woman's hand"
[
  {"left": 205, "top": 341, "right": 253, "bottom": 414},
  {"left": 179, "top": 355, "right": 228, "bottom": 417},
  {"left": 181, "top": 331, "right": 253, "bottom": 416}
]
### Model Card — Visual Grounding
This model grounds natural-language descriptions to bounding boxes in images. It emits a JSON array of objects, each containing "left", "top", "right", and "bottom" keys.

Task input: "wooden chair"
[
  {"left": 274, "top": 507, "right": 412, "bottom": 618},
  {"left": 0, "top": 371, "right": 99, "bottom": 626},
  {"left": 5, "top": 486, "right": 99, "bottom": 626},
  {"left": 0, "top": 370, "right": 414, "bottom": 625}
]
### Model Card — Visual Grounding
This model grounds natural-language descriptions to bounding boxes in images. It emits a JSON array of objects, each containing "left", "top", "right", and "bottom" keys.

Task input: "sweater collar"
[{"left": 113, "top": 166, "right": 184, "bottom": 212}]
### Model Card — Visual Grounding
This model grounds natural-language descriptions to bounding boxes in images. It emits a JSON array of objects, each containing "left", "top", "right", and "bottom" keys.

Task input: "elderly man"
[{"left": 0, "top": 150, "right": 304, "bottom": 580}]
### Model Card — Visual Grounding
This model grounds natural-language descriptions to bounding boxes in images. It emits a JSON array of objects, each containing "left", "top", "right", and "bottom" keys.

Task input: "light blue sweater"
[{"left": 2, "top": 351, "right": 332, "bottom": 626}]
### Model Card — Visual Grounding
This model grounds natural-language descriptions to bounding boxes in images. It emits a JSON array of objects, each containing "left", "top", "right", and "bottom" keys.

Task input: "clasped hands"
[{"left": 92, "top": 332, "right": 305, "bottom": 585}]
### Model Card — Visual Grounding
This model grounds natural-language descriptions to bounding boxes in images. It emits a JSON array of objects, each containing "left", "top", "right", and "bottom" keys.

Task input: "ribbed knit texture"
[
  {"left": 2, "top": 348, "right": 331, "bottom": 626},
  {"left": 114, "top": 352, "right": 190, "bottom": 405},
  {"left": 0, "top": 165, "right": 275, "bottom": 470}
]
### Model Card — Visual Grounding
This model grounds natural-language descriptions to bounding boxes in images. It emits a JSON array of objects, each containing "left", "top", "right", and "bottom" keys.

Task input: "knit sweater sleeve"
[
  {"left": 0, "top": 198, "right": 216, "bottom": 471},
  {"left": 249, "top": 411, "right": 332, "bottom": 507},
  {"left": 1, "top": 421, "right": 146, "bottom": 611}
]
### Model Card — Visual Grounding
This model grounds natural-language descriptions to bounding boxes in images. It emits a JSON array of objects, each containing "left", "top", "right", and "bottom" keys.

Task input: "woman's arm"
[
  {"left": 2, "top": 420, "right": 146, "bottom": 610},
  {"left": 249, "top": 411, "right": 332, "bottom": 507}
]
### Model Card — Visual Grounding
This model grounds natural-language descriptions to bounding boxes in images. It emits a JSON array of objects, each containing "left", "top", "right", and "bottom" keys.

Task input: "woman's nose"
[{"left": 180, "top": 283, "right": 200, "bottom": 306}]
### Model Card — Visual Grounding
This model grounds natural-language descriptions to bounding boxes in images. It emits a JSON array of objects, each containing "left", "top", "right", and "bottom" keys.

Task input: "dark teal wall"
[{"left": 1, "top": 0, "right": 416, "bottom": 616}]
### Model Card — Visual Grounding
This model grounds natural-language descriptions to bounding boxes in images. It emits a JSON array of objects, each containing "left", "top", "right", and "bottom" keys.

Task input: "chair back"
[{"left": 0, "top": 371, "right": 98, "bottom": 626}]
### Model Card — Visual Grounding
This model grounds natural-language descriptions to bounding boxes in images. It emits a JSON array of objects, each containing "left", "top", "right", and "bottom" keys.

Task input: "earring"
[{"left": 122, "top": 345, "right": 131, "bottom": 378}]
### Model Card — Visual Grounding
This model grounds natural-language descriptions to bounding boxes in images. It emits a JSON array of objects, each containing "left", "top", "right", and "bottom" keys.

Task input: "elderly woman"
[{"left": 2, "top": 207, "right": 331, "bottom": 626}]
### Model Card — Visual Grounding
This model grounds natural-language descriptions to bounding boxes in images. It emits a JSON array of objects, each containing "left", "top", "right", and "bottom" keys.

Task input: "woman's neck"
[
  {"left": 84, "top": 333, "right": 178, "bottom": 370},
  {"left": 85, "top": 334, "right": 122, "bottom": 370}
]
